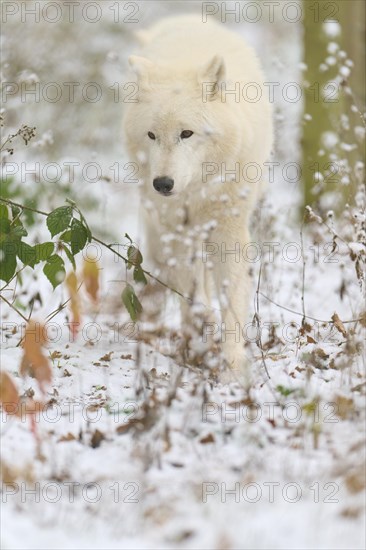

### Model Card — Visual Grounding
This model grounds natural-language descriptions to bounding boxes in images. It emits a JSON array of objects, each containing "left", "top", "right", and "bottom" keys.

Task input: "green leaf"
[
  {"left": 43, "top": 254, "right": 65, "bottom": 288},
  {"left": 70, "top": 218, "right": 88, "bottom": 255},
  {"left": 8, "top": 223, "right": 27, "bottom": 240},
  {"left": 125, "top": 233, "right": 132, "bottom": 244},
  {"left": 10, "top": 205, "right": 21, "bottom": 218},
  {"left": 34, "top": 242, "right": 54, "bottom": 263},
  {"left": 17, "top": 241, "right": 36, "bottom": 267},
  {"left": 0, "top": 218, "right": 11, "bottom": 241},
  {"left": 121, "top": 284, "right": 142, "bottom": 321},
  {"left": 133, "top": 266, "right": 147, "bottom": 285},
  {"left": 127, "top": 245, "right": 143, "bottom": 269},
  {"left": 0, "top": 204, "right": 9, "bottom": 220},
  {"left": 63, "top": 244, "right": 76, "bottom": 270},
  {"left": 23, "top": 199, "right": 36, "bottom": 227},
  {"left": 47, "top": 206, "right": 72, "bottom": 237},
  {"left": 0, "top": 242, "right": 17, "bottom": 282},
  {"left": 60, "top": 230, "right": 72, "bottom": 243},
  {"left": 276, "top": 385, "right": 295, "bottom": 397},
  {"left": 0, "top": 178, "right": 16, "bottom": 199}
]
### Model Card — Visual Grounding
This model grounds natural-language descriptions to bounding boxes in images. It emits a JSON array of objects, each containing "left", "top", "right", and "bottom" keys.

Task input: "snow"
[{"left": 1, "top": 2, "right": 365, "bottom": 550}]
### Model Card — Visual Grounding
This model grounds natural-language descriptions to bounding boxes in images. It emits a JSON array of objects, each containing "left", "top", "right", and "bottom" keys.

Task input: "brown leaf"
[
  {"left": 335, "top": 395, "right": 354, "bottom": 420},
  {"left": 341, "top": 507, "right": 362, "bottom": 518},
  {"left": 50, "top": 351, "right": 62, "bottom": 360},
  {"left": 100, "top": 352, "right": 113, "bottom": 362},
  {"left": 116, "top": 423, "right": 131, "bottom": 435},
  {"left": 90, "top": 429, "right": 105, "bottom": 448},
  {"left": 199, "top": 433, "right": 215, "bottom": 444},
  {"left": 20, "top": 321, "right": 52, "bottom": 393},
  {"left": 351, "top": 381, "right": 366, "bottom": 393},
  {"left": 314, "top": 348, "right": 329, "bottom": 360},
  {"left": 58, "top": 433, "right": 76, "bottom": 442},
  {"left": 0, "top": 371, "right": 20, "bottom": 416},
  {"left": 331, "top": 312, "right": 347, "bottom": 338},
  {"left": 1, "top": 461, "right": 17, "bottom": 486},
  {"left": 345, "top": 469, "right": 365, "bottom": 494},
  {"left": 83, "top": 259, "right": 99, "bottom": 303},
  {"left": 299, "top": 322, "right": 312, "bottom": 336}
]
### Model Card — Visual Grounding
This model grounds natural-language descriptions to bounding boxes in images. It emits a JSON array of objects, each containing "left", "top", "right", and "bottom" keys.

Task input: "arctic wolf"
[{"left": 123, "top": 16, "right": 273, "bottom": 382}]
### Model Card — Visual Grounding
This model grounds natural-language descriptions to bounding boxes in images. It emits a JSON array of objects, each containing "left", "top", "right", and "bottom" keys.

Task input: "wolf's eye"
[
  {"left": 180, "top": 130, "right": 194, "bottom": 139},
  {"left": 148, "top": 131, "right": 156, "bottom": 140}
]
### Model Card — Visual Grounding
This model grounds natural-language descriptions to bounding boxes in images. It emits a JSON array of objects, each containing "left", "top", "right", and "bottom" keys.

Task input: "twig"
[
  {"left": 0, "top": 197, "right": 186, "bottom": 300},
  {"left": 92, "top": 236, "right": 186, "bottom": 299},
  {"left": 259, "top": 291, "right": 361, "bottom": 324},
  {"left": 0, "top": 295, "right": 28, "bottom": 322},
  {"left": 45, "top": 282, "right": 83, "bottom": 323},
  {"left": 0, "top": 266, "right": 26, "bottom": 293},
  {"left": 300, "top": 221, "right": 306, "bottom": 326},
  {"left": 254, "top": 262, "right": 270, "bottom": 379}
]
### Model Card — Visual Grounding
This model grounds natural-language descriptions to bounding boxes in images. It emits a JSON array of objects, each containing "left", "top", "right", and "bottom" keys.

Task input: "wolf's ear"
[
  {"left": 128, "top": 55, "right": 155, "bottom": 84},
  {"left": 199, "top": 55, "right": 225, "bottom": 99}
]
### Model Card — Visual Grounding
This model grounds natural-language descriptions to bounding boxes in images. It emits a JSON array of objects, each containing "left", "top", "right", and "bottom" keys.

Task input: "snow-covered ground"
[{"left": 1, "top": 2, "right": 365, "bottom": 549}]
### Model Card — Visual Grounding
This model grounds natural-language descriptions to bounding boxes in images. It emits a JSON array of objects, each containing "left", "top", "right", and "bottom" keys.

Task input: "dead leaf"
[
  {"left": 341, "top": 507, "right": 362, "bottom": 518},
  {"left": 50, "top": 351, "right": 62, "bottom": 360},
  {"left": 83, "top": 259, "right": 99, "bottom": 303},
  {"left": 299, "top": 322, "right": 312, "bottom": 336},
  {"left": 228, "top": 397, "right": 255, "bottom": 407},
  {"left": 351, "top": 381, "right": 366, "bottom": 393},
  {"left": 1, "top": 460, "right": 34, "bottom": 486},
  {"left": 90, "top": 429, "right": 105, "bottom": 448},
  {"left": 331, "top": 312, "right": 347, "bottom": 338},
  {"left": 116, "top": 423, "right": 131, "bottom": 435},
  {"left": 335, "top": 395, "right": 354, "bottom": 420},
  {"left": 99, "top": 352, "right": 113, "bottom": 362},
  {"left": 20, "top": 321, "right": 52, "bottom": 393},
  {"left": 0, "top": 371, "right": 20, "bottom": 416},
  {"left": 0, "top": 462, "right": 17, "bottom": 486},
  {"left": 58, "top": 433, "right": 76, "bottom": 442},
  {"left": 199, "top": 433, "right": 215, "bottom": 444},
  {"left": 314, "top": 348, "right": 329, "bottom": 360},
  {"left": 345, "top": 469, "right": 365, "bottom": 494}
]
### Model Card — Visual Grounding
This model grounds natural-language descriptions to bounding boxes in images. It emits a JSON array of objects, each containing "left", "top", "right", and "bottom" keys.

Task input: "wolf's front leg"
[{"left": 211, "top": 238, "right": 252, "bottom": 387}]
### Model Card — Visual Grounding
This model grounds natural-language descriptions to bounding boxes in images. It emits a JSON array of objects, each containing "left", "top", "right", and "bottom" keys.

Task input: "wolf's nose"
[{"left": 153, "top": 176, "right": 174, "bottom": 195}]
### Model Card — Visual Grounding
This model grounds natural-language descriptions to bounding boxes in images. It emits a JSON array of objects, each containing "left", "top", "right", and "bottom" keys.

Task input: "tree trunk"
[{"left": 302, "top": 0, "right": 365, "bottom": 213}]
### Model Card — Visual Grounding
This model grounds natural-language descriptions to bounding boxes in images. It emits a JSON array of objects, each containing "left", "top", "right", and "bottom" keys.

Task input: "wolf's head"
[{"left": 124, "top": 55, "right": 242, "bottom": 198}]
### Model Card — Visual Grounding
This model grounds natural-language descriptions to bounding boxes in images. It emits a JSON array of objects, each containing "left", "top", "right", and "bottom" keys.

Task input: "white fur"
[{"left": 123, "top": 16, "right": 273, "bottom": 382}]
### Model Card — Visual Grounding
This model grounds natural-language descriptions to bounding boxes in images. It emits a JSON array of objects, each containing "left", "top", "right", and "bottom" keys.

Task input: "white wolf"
[{"left": 123, "top": 16, "right": 273, "bottom": 382}]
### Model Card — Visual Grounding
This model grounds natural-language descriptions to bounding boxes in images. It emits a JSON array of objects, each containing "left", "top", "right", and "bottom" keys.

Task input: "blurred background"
[{"left": 2, "top": 0, "right": 364, "bottom": 223}]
